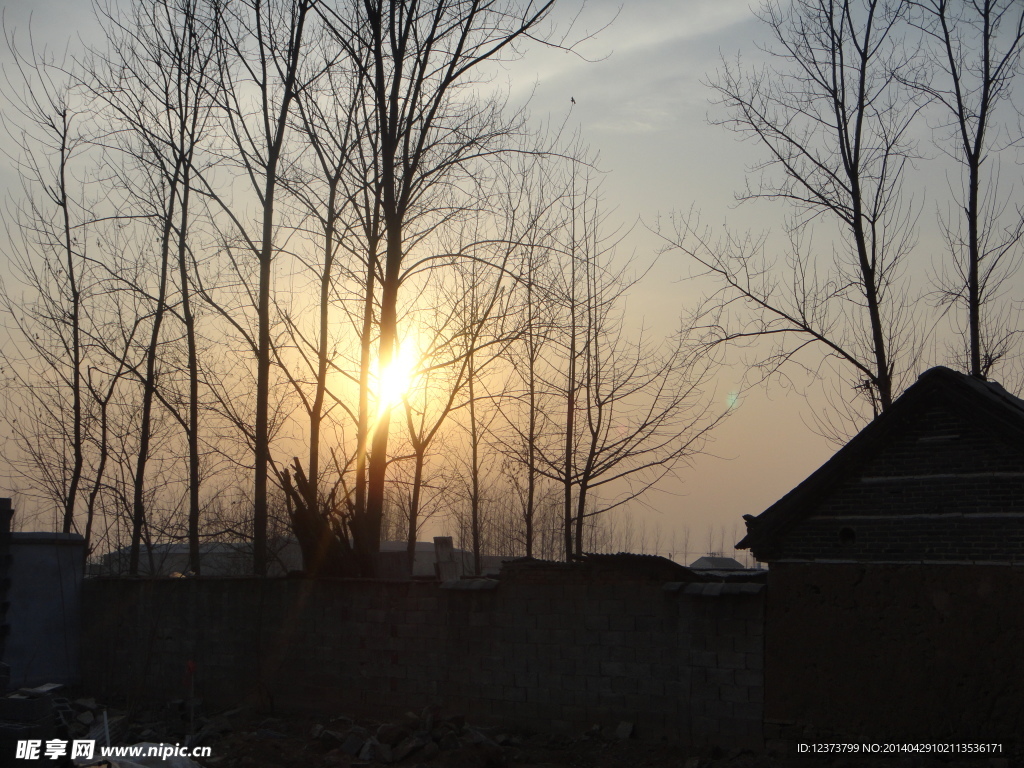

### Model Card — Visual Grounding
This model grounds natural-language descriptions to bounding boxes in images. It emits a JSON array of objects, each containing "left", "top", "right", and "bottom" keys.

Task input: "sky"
[
  {"left": 5, "top": 0, "right": 1012, "bottom": 562},
  {"left": 492, "top": 0, "right": 845, "bottom": 557}
]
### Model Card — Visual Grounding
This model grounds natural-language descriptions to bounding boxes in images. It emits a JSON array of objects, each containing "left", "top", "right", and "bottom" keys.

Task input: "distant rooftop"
[{"left": 688, "top": 555, "right": 746, "bottom": 570}]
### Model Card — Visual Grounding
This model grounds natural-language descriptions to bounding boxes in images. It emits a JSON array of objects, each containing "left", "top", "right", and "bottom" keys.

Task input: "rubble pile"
[{"left": 304, "top": 708, "right": 511, "bottom": 766}]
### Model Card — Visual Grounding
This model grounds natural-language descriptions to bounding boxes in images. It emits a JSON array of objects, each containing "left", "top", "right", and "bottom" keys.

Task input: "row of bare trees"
[
  {"left": 10, "top": 0, "right": 1014, "bottom": 576},
  {"left": 0, "top": 0, "right": 718, "bottom": 575},
  {"left": 664, "top": 0, "right": 1024, "bottom": 439}
]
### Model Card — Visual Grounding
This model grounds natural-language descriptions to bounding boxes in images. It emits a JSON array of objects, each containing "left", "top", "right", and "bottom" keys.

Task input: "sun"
[{"left": 375, "top": 339, "right": 419, "bottom": 414}]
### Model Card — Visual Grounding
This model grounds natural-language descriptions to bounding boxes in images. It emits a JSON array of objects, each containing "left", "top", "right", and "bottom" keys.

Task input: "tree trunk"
[
  {"left": 362, "top": 220, "right": 402, "bottom": 576},
  {"left": 58, "top": 125, "right": 84, "bottom": 535},
  {"left": 129, "top": 183, "right": 176, "bottom": 575}
]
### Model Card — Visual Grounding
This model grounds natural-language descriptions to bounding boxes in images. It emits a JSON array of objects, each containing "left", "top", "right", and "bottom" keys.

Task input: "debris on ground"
[{"left": 16, "top": 692, "right": 1017, "bottom": 768}]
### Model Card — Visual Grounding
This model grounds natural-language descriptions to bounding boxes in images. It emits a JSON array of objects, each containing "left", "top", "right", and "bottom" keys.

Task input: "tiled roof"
[{"left": 738, "top": 366, "right": 1024, "bottom": 555}]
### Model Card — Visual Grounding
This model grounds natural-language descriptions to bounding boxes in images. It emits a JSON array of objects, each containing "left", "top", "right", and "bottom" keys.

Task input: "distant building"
[
  {"left": 91, "top": 537, "right": 504, "bottom": 578},
  {"left": 92, "top": 540, "right": 287, "bottom": 577},
  {"left": 688, "top": 555, "right": 747, "bottom": 570},
  {"left": 376, "top": 540, "right": 505, "bottom": 578}
]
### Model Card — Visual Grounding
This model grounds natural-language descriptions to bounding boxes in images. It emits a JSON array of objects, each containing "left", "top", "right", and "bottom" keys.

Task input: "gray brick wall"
[
  {"left": 765, "top": 562, "right": 1024, "bottom": 743},
  {"left": 80, "top": 575, "right": 763, "bottom": 748},
  {"left": 770, "top": 398, "right": 1024, "bottom": 562}
]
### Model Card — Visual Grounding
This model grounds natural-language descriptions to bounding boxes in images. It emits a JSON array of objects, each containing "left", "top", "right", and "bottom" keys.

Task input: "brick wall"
[
  {"left": 768, "top": 397, "right": 1024, "bottom": 563},
  {"left": 775, "top": 513, "right": 1024, "bottom": 562},
  {"left": 4, "top": 531, "right": 85, "bottom": 689},
  {"left": 80, "top": 575, "right": 764, "bottom": 747},
  {"left": 765, "top": 562, "right": 1024, "bottom": 744}
]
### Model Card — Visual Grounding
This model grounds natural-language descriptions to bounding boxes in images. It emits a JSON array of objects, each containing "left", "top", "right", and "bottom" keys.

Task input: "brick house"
[{"left": 738, "top": 366, "right": 1024, "bottom": 744}]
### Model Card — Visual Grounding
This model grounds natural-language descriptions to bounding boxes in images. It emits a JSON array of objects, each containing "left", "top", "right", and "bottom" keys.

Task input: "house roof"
[
  {"left": 737, "top": 366, "right": 1024, "bottom": 553},
  {"left": 380, "top": 540, "right": 451, "bottom": 553}
]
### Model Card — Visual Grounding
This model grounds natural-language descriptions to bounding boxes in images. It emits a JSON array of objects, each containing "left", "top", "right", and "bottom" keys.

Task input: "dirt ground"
[
  {"left": 55, "top": 695, "right": 1016, "bottom": 768},
  {"left": 189, "top": 710, "right": 1017, "bottom": 768}
]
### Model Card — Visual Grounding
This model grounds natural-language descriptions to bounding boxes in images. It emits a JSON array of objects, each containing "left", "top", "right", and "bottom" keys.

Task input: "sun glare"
[{"left": 375, "top": 340, "right": 418, "bottom": 414}]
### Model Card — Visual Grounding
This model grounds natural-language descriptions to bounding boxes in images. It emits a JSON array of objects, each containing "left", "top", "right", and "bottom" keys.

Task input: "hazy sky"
[
  {"left": 495, "top": 0, "right": 840, "bottom": 555},
  {"left": 7, "top": 0, "right": 1015, "bottom": 560}
]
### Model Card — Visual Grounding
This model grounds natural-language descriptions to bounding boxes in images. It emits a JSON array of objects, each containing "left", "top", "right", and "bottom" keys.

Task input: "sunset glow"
[{"left": 375, "top": 340, "right": 419, "bottom": 414}]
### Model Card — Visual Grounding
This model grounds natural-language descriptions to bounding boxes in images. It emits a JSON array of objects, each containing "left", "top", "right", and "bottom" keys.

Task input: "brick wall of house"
[
  {"left": 768, "top": 397, "right": 1024, "bottom": 563},
  {"left": 772, "top": 513, "right": 1024, "bottom": 562},
  {"left": 764, "top": 562, "right": 1024, "bottom": 744},
  {"left": 79, "top": 574, "right": 764, "bottom": 747}
]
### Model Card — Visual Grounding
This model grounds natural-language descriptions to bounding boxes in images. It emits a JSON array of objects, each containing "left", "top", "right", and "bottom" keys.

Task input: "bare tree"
[
  {"left": 0, "top": 32, "right": 93, "bottom": 535},
  {"left": 202, "top": 0, "right": 314, "bottom": 574},
  {"left": 274, "top": 38, "right": 366, "bottom": 574},
  {"left": 533, "top": 157, "right": 723, "bottom": 559},
  {"left": 491, "top": 146, "right": 565, "bottom": 559},
  {"left": 392, "top": 127, "right": 568, "bottom": 569},
  {"left": 80, "top": 330, "right": 137, "bottom": 557},
  {"left": 905, "top": 0, "right": 1024, "bottom": 379},
  {"left": 458, "top": 252, "right": 517, "bottom": 574},
  {"left": 668, "top": 0, "right": 923, "bottom": 433},
  {"left": 316, "top": 0, "right": 562, "bottom": 575},
  {"left": 1, "top": 0, "right": 675, "bottom": 578},
  {"left": 395, "top": 285, "right": 492, "bottom": 574},
  {"left": 85, "top": 0, "right": 222, "bottom": 573}
]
